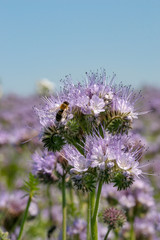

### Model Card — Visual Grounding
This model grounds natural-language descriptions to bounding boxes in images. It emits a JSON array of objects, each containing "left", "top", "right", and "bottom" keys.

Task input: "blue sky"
[{"left": 0, "top": 0, "right": 160, "bottom": 95}]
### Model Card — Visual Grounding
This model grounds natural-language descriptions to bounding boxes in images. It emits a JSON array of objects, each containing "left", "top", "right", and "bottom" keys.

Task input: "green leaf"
[{"left": 22, "top": 173, "right": 39, "bottom": 197}]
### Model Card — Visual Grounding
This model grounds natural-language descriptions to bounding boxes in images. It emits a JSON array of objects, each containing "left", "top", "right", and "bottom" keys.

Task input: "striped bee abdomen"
[{"left": 56, "top": 109, "right": 64, "bottom": 122}]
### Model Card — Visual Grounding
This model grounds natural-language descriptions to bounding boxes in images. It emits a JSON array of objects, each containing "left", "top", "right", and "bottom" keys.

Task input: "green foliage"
[
  {"left": 105, "top": 112, "right": 132, "bottom": 134},
  {"left": 66, "top": 118, "right": 81, "bottom": 137},
  {"left": 72, "top": 173, "right": 96, "bottom": 192},
  {"left": 42, "top": 126, "right": 66, "bottom": 152},
  {"left": 22, "top": 173, "right": 39, "bottom": 198},
  {"left": 78, "top": 115, "right": 95, "bottom": 135},
  {"left": 112, "top": 172, "right": 134, "bottom": 191},
  {"left": 66, "top": 136, "right": 85, "bottom": 156},
  {"left": 98, "top": 168, "right": 112, "bottom": 183}
]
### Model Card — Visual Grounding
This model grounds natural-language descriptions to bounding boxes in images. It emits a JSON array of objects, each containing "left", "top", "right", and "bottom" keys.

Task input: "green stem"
[
  {"left": 17, "top": 196, "right": 32, "bottom": 240},
  {"left": 90, "top": 189, "right": 96, "bottom": 217},
  {"left": 78, "top": 191, "right": 83, "bottom": 213},
  {"left": 90, "top": 189, "right": 96, "bottom": 240},
  {"left": 92, "top": 180, "right": 103, "bottom": 224},
  {"left": 104, "top": 228, "right": 111, "bottom": 240},
  {"left": 87, "top": 193, "right": 90, "bottom": 240},
  {"left": 129, "top": 208, "right": 135, "bottom": 240},
  {"left": 69, "top": 187, "right": 75, "bottom": 216},
  {"left": 130, "top": 219, "right": 135, "bottom": 240},
  {"left": 91, "top": 180, "right": 103, "bottom": 240},
  {"left": 62, "top": 175, "right": 66, "bottom": 240}
]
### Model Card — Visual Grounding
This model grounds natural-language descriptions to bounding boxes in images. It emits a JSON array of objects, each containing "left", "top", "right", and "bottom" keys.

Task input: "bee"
[{"left": 56, "top": 101, "right": 69, "bottom": 122}]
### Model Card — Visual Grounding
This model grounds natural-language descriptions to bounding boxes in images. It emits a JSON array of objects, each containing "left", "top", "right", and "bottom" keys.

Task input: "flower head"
[
  {"left": 32, "top": 150, "right": 62, "bottom": 183},
  {"left": 85, "top": 131, "right": 116, "bottom": 170},
  {"left": 103, "top": 207, "right": 126, "bottom": 229},
  {"left": 63, "top": 145, "right": 90, "bottom": 173},
  {"left": 112, "top": 85, "right": 146, "bottom": 121},
  {"left": 89, "top": 95, "right": 105, "bottom": 115}
]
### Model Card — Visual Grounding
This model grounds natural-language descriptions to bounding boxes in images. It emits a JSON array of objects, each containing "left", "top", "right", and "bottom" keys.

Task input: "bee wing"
[
  {"left": 49, "top": 106, "right": 59, "bottom": 113},
  {"left": 49, "top": 103, "right": 60, "bottom": 113},
  {"left": 42, "top": 96, "right": 60, "bottom": 113}
]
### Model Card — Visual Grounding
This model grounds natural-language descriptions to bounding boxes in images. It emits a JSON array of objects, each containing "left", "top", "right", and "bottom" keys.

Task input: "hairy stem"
[
  {"left": 129, "top": 209, "right": 135, "bottom": 240},
  {"left": 87, "top": 193, "right": 90, "bottom": 240},
  {"left": 91, "top": 180, "right": 103, "bottom": 240},
  {"left": 130, "top": 219, "right": 135, "bottom": 240},
  {"left": 90, "top": 189, "right": 96, "bottom": 218},
  {"left": 17, "top": 196, "right": 32, "bottom": 240},
  {"left": 69, "top": 187, "right": 75, "bottom": 216},
  {"left": 62, "top": 175, "right": 66, "bottom": 240}
]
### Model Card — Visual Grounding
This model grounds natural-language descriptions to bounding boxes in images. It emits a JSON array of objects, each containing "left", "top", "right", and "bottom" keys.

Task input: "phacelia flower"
[
  {"left": 85, "top": 132, "right": 116, "bottom": 170},
  {"left": 34, "top": 70, "right": 146, "bottom": 154},
  {"left": 116, "top": 152, "right": 142, "bottom": 178},
  {"left": 112, "top": 85, "right": 148, "bottom": 121},
  {"left": 32, "top": 150, "right": 64, "bottom": 183},
  {"left": 63, "top": 145, "right": 90, "bottom": 173},
  {"left": 89, "top": 94, "right": 105, "bottom": 115}
]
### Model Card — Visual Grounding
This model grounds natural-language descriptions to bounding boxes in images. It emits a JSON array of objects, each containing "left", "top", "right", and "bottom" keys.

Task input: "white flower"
[
  {"left": 129, "top": 160, "right": 142, "bottom": 178},
  {"left": 113, "top": 98, "right": 137, "bottom": 120},
  {"left": 116, "top": 152, "right": 142, "bottom": 178},
  {"left": 105, "top": 91, "right": 114, "bottom": 101},
  {"left": 116, "top": 152, "right": 133, "bottom": 170},
  {"left": 64, "top": 145, "right": 90, "bottom": 173},
  {"left": 89, "top": 95, "right": 105, "bottom": 115},
  {"left": 76, "top": 94, "right": 90, "bottom": 109},
  {"left": 90, "top": 145, "right": 107, "bottom": 169},
  {"left": 70, "top": 156, "right": 89, "bottom": 173}
]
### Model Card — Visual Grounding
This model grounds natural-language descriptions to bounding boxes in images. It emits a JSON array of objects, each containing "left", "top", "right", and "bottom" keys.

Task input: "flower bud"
[{"left": 103, "top": 207, "right": 126, "bottom": 230}]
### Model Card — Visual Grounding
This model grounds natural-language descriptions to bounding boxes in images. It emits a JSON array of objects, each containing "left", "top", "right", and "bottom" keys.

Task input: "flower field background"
[{"left": 0, "top": 76, "right": 160, "bottom": 240}]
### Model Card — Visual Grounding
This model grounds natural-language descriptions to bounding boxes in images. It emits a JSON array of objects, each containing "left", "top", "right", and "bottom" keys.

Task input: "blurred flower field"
[{"left": 0, "top": 74, "right": 160, "bottom": 240}]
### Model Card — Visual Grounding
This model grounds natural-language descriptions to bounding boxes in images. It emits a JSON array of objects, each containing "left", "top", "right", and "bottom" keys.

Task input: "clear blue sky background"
[{"left": 0, "top": 0, "right": 160, "bottom": 95}]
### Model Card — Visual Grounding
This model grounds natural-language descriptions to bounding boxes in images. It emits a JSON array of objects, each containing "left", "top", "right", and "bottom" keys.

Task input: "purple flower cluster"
[
  {"left": 63, "top": 130, "right": 144, "bottom": 178},
  {"left": 35, "top": 71, "right": 142, "bottom": 128},
  {"left": 31, "top": 70, "right": 150, "bottom": 239},
  {"left": 32, "top": 70, "right": 147, "bottom": 191},
  {"left": 32, "top": 150, "right": 64, "bottom": 183}
]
